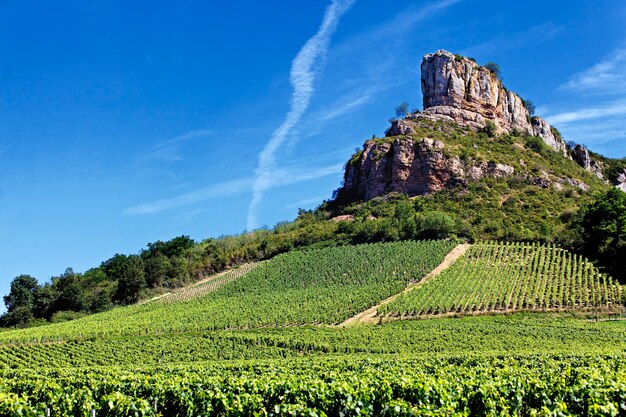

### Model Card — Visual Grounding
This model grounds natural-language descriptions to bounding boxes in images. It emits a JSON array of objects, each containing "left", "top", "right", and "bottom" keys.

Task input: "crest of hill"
[{"left": 334, "top": 50, "right": 625, "bottom": 205}]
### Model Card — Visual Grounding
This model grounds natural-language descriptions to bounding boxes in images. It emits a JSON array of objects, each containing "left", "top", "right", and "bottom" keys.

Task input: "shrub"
[
  {"left": 481, "top": 120, "right": 497, "bottom": 137},
  {"left": 483, "top": 61, "right": 501, "bottom": 80},
  {"left": 522, "top": 99, "right": 535, "bottom": 116}
]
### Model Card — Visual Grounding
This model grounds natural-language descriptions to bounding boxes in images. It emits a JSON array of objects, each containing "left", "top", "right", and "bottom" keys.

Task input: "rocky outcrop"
[
  {"left": 334, "top": 49, "right": 619, "bottom": 204},
  {"left": 530, "top": 117, "right": 568, "bottom": 156},
  {"left": 341, "top": 137, "right": 514, "bottom": 201},
  {"left": 616, "top": 170, "right": 626, "bottom": 192},
  {"left": 421, "top": 50, "right": 532, "bottom": 134},
  {"left": 420, "top": 50, "right": 568, "bottom": 155},
  {"left": 387, "top": 119, "right": 416, "bottom": 136},
  {"left": 572, "top": 145, "right": 604, "bottom": 179}
]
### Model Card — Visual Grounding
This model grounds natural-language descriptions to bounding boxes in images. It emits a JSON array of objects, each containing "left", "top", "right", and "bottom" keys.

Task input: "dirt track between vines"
[{"left": 340, "top": 243, "right": 471, "bottom": 326}]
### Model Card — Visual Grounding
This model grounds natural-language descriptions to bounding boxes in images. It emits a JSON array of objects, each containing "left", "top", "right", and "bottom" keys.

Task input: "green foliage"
[
  {"left": 112, "top": 255, "right": 146, "bottom": 305},
  {"left": 480, "top": 120, "right": 497, "bottom": 137},
  {"left": 3, "top": 275, "right": 38, "bottom": 313},
  {"left": 522, "top": 98, "right": 535, "bottom": 115},
  {"left": 0, "top": 275, "right": 38, "bottom": 327},
  {"left": 0, "top": 353, "right": 625, "bottom": 415},
  {"left": 580, "top": 188, "right": 626, "bottom": 281},
  {"left": 483, "top": 61, "right": 501, "bottom": 80},
  {"left": 394, "top": 101, "right": 409, "bottom": 119},
  {"left": 524, "top": 134, "right": 548, "bottom": 154},
  {"left": 381, "top": 241, "right": 622, "bottom": 317},
  {"left": 417, "top": 211, "right": 457, "bottom": 239}
]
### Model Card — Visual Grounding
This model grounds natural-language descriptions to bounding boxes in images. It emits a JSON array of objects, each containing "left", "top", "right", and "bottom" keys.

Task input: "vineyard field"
[
  {"left": 381, "top": 241, "right": 625, "bottom": 318},
  {"left": 0, "top": 241, "right": 455, "bottom": 344},
  {"left": 0, "top": 314, "right": 624, "bottom": 369},
  {"left": 155, "top": 263, "right": 261, "bottom": 304},
  {"left": 0, "top": 354, "right": 624, "bottom": 416}
]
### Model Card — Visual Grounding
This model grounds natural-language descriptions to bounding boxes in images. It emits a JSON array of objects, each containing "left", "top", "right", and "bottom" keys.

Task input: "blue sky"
[{"left": 1, "top": 0, "right": 625, "bottom": 301}]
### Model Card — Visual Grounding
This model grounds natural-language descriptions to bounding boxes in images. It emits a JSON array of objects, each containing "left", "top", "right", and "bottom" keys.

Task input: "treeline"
[
  {"left": 0, "top": 205, "right": 467, "bottom": 329},
  {"left": 0, "top": 236, "right": 198, "bottom": 327},
  {"left": 2, "top": 186, "right": 623, "bottom": 328}
]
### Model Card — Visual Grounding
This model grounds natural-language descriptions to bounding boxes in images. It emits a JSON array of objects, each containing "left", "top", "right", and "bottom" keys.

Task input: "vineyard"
[
  {"left": 155, "top": 263, "right": 261, "bottom": 304},
  {"left": 0, "top": 239, "right": 625, "bottom": 415},
  {"left": 0, "top": 240, "right": 455, "bottom": 344},
  {"left": 380, "top": 241, "right": 625, "bottom": 318},
  {"left": 0, "top": 354, "right": 625, "bottom": 416},
  {"left": 0, "top": 315, "right": 624, "bottom": 369}
]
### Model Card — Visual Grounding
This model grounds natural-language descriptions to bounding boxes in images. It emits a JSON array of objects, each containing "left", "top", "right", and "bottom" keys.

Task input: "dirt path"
[
  {"left": 140, "top": 263, "right": 259, "bottom": 305},
  {"left": 340, "top": 243, "right": 471, "bottom": 326}
]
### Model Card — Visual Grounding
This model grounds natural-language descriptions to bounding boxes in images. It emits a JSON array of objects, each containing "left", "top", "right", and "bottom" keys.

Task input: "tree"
[
  {"left": 580, "top": 188, "right": 626, "bottom": 281},
  {"left": 3, "top": 275, "right": 38, "bottom": 313},
  {"left": 144, "top": 236, "right": 195, "bottom": 259},
  {"left": 522, "top": 99, "right": 535, "bottom": 116},
  {"left": 394, "top": 102, "right": 409, "bottom": 119},
  {"left": 52, "top": 268, "right": 86, "bottom": 312},
  {"left": 417, "top": 211, "right": 457, "bottom": 240},
  {"left": 32, "top": 284, "right": 58, "bottom": 319},
  {"left": 483, "top": 61, "right": 501, "bottom": 80},
  {"left": 111, "top": 255, "right": 146, "bottom": 305},
  {"left": 1, "top": 274, "right": 39, "bottom": 327}
]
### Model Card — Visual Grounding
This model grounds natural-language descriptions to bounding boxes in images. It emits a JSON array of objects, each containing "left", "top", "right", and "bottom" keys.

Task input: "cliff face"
[
  {"left": 343, "top": 138, "right": 466, "bottom": 201},
  {"left": 420, "top": 50, "right": 567, "bottom": 155},
  {"left": 335, "top": 50, "right": 619, "bottom": 204},
  {"left": 421, "top": 50, "right": 532, "bottom": 134}
]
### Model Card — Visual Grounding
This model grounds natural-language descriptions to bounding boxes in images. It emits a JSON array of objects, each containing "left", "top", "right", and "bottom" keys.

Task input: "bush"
[
  {"left": 522, "top": 99, "right": 535, "bottom": 116},
  {"left": 481, "top": 121, "right": 497, "bottom": 137},
  {"left": 417, "top": 211, "right": 457, "bottom": 239},
  {"left": 483, "top": 61, "right": 501, "bottom": 80}
]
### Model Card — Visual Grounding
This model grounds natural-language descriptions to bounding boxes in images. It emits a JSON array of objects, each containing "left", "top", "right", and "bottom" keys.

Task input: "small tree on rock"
[
  {"left": 484, "top": 61, "right": 501, "bottom": 80},
  {"left": 523, "top": 99, "right": 536, "bottom": 116},
  {"left": 394, "top": 102, "right": 409, "bottom": 119}
]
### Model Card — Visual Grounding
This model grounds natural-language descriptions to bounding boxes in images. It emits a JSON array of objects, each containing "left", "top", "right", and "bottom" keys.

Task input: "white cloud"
[
  {"left": 544, "top": 100, "right": 626, "bottom": 125},
  {"left": 140, "top": 129, "right": 214, "bottom": 163},
  {"left": 246, "top": 0, "right": 356, "bottom": 231},
  {"left": 284, "top": 196, "right": 326, "bottom": 210},
  {"left": 123, "top": 164, "right": 342, "bottom": 216},
  {"left": 560, "top": 49, "right": 626, "bottom": 94},
  {"left": 124, "top": 177, "right": 252, "bottom": 215}
]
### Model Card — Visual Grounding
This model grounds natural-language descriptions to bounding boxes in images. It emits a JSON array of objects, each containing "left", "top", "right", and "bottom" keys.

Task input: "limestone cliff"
[
  {"left": 420, "top": 50, "right": 567, "bottom": 154},
  {"left": 342, "top": 134, "right": 529, "bottom": 201},
  {"left": 334, "top": 50, "right": 621, "bottom": 204}
]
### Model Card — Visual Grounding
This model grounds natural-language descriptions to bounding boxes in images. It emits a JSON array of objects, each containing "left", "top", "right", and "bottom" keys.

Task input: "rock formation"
[
  {"left": 335, "top": 49, "right": 622, "bottom": 203},
  {"left": 420, "top": 50, "right": 567, "bottom": 154},
  {"left": 571, "top": 144, "right": 604, "bottom": 179},
  {"left": 342, "top": 138, "right": 468, "bottom": 201},
  {"left": 616, "top": 170, "right": 626, "bottom": 192}
]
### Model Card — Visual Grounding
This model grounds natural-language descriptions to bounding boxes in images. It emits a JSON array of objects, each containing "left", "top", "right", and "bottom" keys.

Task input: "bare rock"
[
  {"left": 330, "top": 214, "right": 354, "bottom": 222},
  {"left": 572, "top": 145, "right": 591, "bottom": 170},
  {"left": 563, "top": 178, "right": 590, "bottom": 192},
  {"left": 572, "top": 145, "right": 604, "bottom": 179},
  {"left": 530, "top": 116, "right": 568, "bottom": 156},
  {"left": 340, "top": 137, "right": 516, "bottom": 201},
  {"left": 386, "top": 119, "right": 416, "bottom": 136},
  {"left": 616, "top": 170, "right": 626, "bottom": 192},
  {"left": 421, "top": 50, "right": 532, "bottom": 134}
]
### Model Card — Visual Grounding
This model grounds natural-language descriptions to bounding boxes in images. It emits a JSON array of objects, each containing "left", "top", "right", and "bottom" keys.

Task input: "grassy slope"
[
  {"left": 339, "top": 119, "right": 610, "bottom": 243},
  {"left": 0, "top": 241, "right": 455, "bottom": 343}
]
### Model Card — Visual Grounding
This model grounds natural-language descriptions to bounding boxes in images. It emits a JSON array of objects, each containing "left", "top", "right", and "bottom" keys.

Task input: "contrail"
[{"left": 246, "top": 0, "right": 355, "bottom": 230}]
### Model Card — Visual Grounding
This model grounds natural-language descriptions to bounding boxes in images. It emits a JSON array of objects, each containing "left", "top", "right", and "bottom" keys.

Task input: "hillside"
[
  {"left": 0, "top": 49, "right": 625, "bottom": 416},
  {"left": 0, "top": 239, "right": 625, "bottom": 414},
  {"left": 331, "top": 50, "right": 625, "bottom": 246}
]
